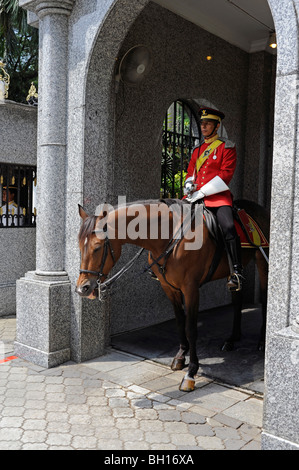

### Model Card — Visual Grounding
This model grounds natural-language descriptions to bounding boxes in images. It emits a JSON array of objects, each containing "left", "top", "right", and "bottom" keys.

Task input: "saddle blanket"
[{"left": 235, "top": 209, "right": 269, "bottom": 249}]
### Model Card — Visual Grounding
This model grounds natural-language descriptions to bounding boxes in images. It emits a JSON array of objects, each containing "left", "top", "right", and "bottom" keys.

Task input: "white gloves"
[
  {"left": 187, "top": 189, "right": 205, "bottom": 203},
  {"left": 186, "top": 176, "right": 230, "bottom": 203},
  {"left": 183, "top": 177, "right": 197, "bottom": 196}
]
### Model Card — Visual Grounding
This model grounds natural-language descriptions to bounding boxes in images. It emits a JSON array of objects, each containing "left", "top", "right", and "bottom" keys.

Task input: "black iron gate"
[
  {"left": 0, "top": 162, "right": 37, "bottom": 228},
  {"left": 161, "top": 100, "right": 200, "bottom": 198}
]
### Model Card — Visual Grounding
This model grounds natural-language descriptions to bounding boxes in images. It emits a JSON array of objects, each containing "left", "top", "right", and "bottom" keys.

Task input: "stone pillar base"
[
  {"left": 262, "top": 432, "right": 299, "bottom": 450},
  {"left": 262, "top": 325, "right": 299, "bottom": 449},
  {"left": 15, "top": 271, "right": 71, "bottom": 368}
]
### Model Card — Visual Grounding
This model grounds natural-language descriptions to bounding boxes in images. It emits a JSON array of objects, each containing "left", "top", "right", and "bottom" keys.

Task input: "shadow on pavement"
[{"left": 112, "top": 304, "right": 265, "bottom": 394}]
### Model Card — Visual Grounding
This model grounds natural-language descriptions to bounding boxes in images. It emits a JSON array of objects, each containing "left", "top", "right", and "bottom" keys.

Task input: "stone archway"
[{"left": 66, "top": 0, "right": 153, "bottom": 362}]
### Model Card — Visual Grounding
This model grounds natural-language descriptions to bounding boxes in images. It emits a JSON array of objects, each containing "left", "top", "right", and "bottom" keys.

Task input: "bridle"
[
  {"left": 79, "top": 228, "right": 145, "bottom": 299},
  {"left": 79, "top": 231, "right": 116, "bottom": 283}
]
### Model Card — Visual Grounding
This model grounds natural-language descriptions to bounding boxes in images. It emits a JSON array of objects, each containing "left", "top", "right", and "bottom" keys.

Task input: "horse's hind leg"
[{"left": 221, "top": 290, "right": 243, "bottom": 351}]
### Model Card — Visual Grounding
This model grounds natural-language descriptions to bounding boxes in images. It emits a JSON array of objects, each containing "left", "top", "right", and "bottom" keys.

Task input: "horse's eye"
[{"left": 94, "top": 245, "right": 102, "bottom": 253}]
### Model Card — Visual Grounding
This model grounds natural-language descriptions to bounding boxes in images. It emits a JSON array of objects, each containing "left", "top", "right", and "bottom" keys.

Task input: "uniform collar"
[{"left": 204, "top": 134, "right": 220, "bottom": 145}]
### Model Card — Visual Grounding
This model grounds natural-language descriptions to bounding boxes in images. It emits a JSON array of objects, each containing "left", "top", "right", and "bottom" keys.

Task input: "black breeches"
[{"left": 209, "top": 205, "right": 237, "bottom": 241}]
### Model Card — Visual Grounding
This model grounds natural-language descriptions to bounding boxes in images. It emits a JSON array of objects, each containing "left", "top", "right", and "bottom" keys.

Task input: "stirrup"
[{"left": 227, "top": 272, "right": 244, "bottom": 292}]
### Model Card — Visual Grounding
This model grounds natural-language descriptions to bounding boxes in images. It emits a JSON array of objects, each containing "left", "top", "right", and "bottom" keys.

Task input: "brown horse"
[{"left": 76, "top": 199, "right": 269, "bottom": 392}]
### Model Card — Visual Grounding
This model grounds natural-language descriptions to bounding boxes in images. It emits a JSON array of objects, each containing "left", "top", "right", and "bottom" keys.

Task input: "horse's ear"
[{"left": 78, "top": 204, "right": 88, "bottom": 220}]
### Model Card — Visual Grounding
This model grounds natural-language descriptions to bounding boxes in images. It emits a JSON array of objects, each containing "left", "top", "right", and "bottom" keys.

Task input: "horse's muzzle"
[{"left": 75, "top": 279, "right": 98, "bottom": 299}]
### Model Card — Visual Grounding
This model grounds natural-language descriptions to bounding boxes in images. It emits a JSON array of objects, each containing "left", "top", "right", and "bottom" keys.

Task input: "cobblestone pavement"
[{"left": 0, "top": 316, "right": 263, "bottom": 450}]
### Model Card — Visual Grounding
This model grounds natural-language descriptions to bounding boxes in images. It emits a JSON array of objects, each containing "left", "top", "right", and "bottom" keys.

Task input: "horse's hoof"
[
  {"left": 171, "top": 357, "right": 186, "bottom": 371},
  {"left": 221, "top": 341, "right": 234, "bottom": 352},
  {"left": 179, "top": 376, "right": 195, "bottom": 392}
]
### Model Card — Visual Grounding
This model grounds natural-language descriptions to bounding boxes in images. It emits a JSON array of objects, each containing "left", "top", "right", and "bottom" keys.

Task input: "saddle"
[
  {"left": 204, "top": 204, "right": 269, "bottom": 249},
  {"left": 202, "top": 202, "right": 269, "bottom": 285},
  {"left": 159, "top": 198, "right": 269, "bottom": 249},
  {"left": 159, "top": 198, "right": 269, "bottom": 286}
]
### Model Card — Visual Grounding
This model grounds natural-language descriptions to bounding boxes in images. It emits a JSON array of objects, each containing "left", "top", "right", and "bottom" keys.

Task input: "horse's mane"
[
  {"left": 118, "top": 199, "right": 161, "bottom": 207},
  {"left": 114, "top": 198, "right": 188, "bottom": 210},
  {"left": 78, "top": 215, "right": 97, "bottom": 247},
  {"left": 78, "top": 198, "right": 188, "bottom": 248}
]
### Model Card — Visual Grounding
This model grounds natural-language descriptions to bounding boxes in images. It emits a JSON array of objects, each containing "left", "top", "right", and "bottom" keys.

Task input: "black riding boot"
[{"left": 225, "top": 237, "right": 244, "bottom": 291}]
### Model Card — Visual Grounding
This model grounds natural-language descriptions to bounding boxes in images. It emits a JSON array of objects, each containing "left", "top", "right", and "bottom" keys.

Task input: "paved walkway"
[{"left": 0, "top": 316, "right": 263, "bottom": 450}]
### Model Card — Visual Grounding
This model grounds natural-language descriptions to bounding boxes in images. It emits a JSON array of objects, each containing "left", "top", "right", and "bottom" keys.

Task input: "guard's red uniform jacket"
[{"left": 186, "top": 136, "right": 237, "bottom": 207}]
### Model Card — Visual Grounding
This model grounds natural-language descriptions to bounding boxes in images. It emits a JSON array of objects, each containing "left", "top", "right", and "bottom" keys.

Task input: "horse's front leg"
[
  {"left": 161, "top": 286, "right": 188, "bottom": 371},
  {"left": 171, "top": 299, "right": 189, "bottom": 371},
  {"left": 179, "top": 285, "right": 199, "bottom": 392}
]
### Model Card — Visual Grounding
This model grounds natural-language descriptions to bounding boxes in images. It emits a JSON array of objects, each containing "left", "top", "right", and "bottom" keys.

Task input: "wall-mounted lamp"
[
  {"left": 0, "top": 61, "right": 10, "bottom": 100},
  {"left": 269, "top": 32, "right": 277, "bottom": 49}
]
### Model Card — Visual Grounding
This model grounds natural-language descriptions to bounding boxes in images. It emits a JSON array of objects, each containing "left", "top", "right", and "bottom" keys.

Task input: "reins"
[{"left": 100, "top": 247, "right": 145, "bottom": 292}]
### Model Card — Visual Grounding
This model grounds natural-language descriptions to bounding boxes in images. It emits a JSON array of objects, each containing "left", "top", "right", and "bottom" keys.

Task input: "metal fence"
[
  {"left": 0, "top": 163, "right": 37, "bottom": 228},
  {"left": 161, "top": 100, "right": 200, "bottom": 199}
]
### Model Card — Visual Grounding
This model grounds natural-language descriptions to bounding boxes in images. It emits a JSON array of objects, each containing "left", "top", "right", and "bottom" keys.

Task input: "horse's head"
[{"left": 75, "top": 205, "right": 117, "bottom": 300}]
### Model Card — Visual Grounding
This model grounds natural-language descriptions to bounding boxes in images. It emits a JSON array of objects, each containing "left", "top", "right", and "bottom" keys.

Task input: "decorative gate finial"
[
  {"left": 26, "top": 82, "right": 38, "bottom": 106},
  {"left": 0, "top": 61, "right": 10, "bottom": 100}
]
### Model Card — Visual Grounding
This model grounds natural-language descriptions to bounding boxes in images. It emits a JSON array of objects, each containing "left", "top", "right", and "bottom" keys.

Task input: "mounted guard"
[{"left": 184, "top": 107, "right": 244, "bottom": 291}]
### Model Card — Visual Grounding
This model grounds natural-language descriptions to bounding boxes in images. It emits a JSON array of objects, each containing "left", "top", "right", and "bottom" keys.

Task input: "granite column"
[
  {"left": 262, "top": 0, "right": 299, "bottom": 450},
  {"left": 15, "top": 0, "right": 75, "bottom": 368}
]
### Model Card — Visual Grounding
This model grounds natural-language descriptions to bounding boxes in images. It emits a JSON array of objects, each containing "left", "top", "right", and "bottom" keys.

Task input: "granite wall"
[{"left": 0, "top": 100, "right": 37, "bottom": 316}]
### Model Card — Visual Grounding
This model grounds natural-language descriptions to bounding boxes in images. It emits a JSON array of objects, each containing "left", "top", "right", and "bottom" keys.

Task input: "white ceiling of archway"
[{"left": 153, "top": 0, "right": 275, "bottom": 53}]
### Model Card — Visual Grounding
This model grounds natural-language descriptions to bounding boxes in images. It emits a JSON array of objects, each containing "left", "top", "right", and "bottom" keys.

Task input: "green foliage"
[
  {"left": 161, "top": 144, "right": 187, "bottom": 197},
  {"left": 161, "top": 100, "right": 199, "bottom": 198},
  {"left": 0, "top": 0, "right": 38, "bottom": 103},
  {"left": 174, "top": 170, "right": 187, "bottom": 194}
]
